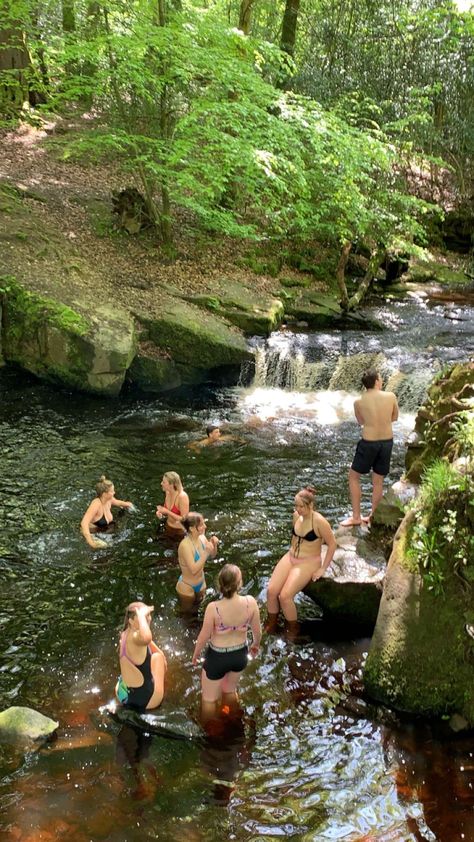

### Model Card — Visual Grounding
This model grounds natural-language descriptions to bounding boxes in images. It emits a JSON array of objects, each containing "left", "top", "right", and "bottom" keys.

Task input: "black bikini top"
[
  {"left": 291, "top": 524, "right": 319, "bottom": 542},
  {"left": 291, "top": 517, "right": 321, "bottom": 556}
]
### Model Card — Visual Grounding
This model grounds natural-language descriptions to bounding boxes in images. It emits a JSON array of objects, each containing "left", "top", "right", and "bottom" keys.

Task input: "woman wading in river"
[
  {"left": 156, "top": 471, "right": 189, "bottom": 538},
  {"left": 192, "top": 564, "right": 261, "bottom": 722},
  {"left": 81, "top": 475, "right": 134, "bottom": 549},
  {"left": 116, "top": 602, "right": 167, "bottom": 711},
  {"left": 177, "top": 512, "right": 219, "bottom": 606},
  {"left": 266, "top": 486, "right": 336, "bottom": 631}
]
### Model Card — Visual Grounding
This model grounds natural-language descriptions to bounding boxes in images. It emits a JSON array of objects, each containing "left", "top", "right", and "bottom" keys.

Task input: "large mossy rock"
[
  {"left": 135, "top": 298, "right": 253, "bottom": 369},
  {"left": 403, "top": 255, "right": 470, "bottom": 287},
  {"left": 364, "top": 512, "right": 474, "bottom": 723},
  {"left": 283, "top": 289, "right": 383, "bottom": 330},
  {"left": 405, "top": 361, "right": 474, "bottom": 482},
  {"left": 304, "top": 529, "right": 385, "bottom": 632},
  {"left": 184, "top": 279, "right": 284, "bottom": 336},
  {"left": 0, "top": 706, "right": 59, "bottom": 743},
  {"left": 0, "top": 277, "right": 136, "bottom": 395}
]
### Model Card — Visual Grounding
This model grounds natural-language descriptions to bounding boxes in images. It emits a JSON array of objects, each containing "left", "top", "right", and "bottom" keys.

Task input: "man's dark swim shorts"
[{"left": 351, "top": 438, "right": 393, "bottom": 476}]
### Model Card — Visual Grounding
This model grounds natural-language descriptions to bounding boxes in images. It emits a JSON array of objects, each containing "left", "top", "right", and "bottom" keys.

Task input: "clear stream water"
[{"left": 0, "top": 292, "right": 473, "bottom": 842}]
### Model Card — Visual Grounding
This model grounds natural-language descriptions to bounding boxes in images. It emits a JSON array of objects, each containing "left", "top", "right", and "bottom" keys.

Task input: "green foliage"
[{"left": 408, "top": 458, "right": 474, "bottom": 595}]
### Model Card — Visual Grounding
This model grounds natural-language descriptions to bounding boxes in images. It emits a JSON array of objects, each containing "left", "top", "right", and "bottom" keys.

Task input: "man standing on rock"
[{"left": 341, "top": 368, "right": 399, "bottom": 527}]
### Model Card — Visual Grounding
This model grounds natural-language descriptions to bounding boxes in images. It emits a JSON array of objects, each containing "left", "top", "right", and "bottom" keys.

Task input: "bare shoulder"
[{"left": 314, "top": 511, "right": 333, "bottom": 533}]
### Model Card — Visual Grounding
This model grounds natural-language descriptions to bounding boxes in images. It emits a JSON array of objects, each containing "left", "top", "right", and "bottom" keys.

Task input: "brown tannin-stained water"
[{"left": 0, "top": 296, "right": 473, "bottom": 842}]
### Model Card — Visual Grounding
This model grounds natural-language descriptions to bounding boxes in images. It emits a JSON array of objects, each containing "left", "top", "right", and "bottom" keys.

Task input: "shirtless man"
[{"left": 341, "top": 369, "right": 398, "bottom": 527}]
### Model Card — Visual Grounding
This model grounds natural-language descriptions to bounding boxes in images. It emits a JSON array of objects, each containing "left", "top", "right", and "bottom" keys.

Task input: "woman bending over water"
[
  {"left": 156, "top": 471, "right": 189, "bottom": 537},
  {"left": 266, "top": 486, "right": 336, "bottom": 626},
  {"left": 81, "top": 475, "right": 133, "bottom": 549},
  {"left": 177, "top": 512, "right": 219, "bottom": 604},
  {"left": 192, "top": 564, "right": 261, "bottom": 721},
  {"left": 116, "top": 602, "right": 167, "bottom": 711}
]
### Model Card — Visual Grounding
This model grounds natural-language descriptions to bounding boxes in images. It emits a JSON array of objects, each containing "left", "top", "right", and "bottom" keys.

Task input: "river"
[{"left": 0, "top": 291, "right": 473, "bottom": 841}]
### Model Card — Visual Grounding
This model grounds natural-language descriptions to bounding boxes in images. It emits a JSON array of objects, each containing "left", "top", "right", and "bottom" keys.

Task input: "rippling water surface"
[{"left": 1, "top": 295, "right": 473, "bottom": 842}]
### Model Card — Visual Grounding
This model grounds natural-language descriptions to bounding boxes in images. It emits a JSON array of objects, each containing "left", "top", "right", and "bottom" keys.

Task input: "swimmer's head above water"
[
  {"left": 206, "top": 425, "right": 221, "bottom": 441},
  {"left": 96, "top": 475, "right": 114, "bottom": 497}
]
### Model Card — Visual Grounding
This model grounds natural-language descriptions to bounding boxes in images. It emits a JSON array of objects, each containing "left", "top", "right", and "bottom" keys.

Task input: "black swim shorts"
[
  {"left": 203, "top": 643, "right": 248, "bottom": 681},
  {"left": 351, "top": 438, "right": 393, "bottom": 477}
]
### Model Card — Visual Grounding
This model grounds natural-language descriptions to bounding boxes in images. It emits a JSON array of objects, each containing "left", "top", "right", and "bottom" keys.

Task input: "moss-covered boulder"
[
  {"left": 127, "top": 341, "right": 217, "bottom": 392},
  {"left": 0, "top": 277, "right": 137, "bottom": 396},
  {"left": 0, "top": 706, "right": 58, "bottom": 743},
  {"left": 184, "top": 279, "right": 284, "bottom": 336},
  {"left": 284, "top": 289, "right": 383, "bottom": 330},
  {"left": 135, "top": 298, "right": 252, "bottom": 369},
  {"left": 305, "top": 529, "right": 385, "bottom": 632},
  {"left": 405, "top": 362, "right": 474, "bottom": 482},
  {"left": 364, "top": 501, "right": 474, "bottom": 723},
  {"left": 404, "top": 255, "right": 470, "bottom": 287}
]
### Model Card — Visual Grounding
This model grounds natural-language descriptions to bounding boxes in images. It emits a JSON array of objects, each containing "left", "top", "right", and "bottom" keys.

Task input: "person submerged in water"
[
  {"left": 81, "top": 474, "right": 134, "bottom": 549},
  {"left": 156, "top": 471, "right": 189, "bottom": 537},
  {"left": 266, "top": 486, "right": 336, "bottom": 630},
  {"left": 188, "top": 424, "right": 245, "bottom": 451},
  {"left": 177, "top": 512, "right": 219, "bottom": 605},
  {"left": 115, "top": 602, "right": 167, "bottom": 711},
  {"left": 192, "top": 564, "right": 261, "bottom": 722}
]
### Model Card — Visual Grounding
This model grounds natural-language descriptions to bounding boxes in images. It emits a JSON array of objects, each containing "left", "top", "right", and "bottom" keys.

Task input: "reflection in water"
[{"left": 1, "top": 295, "right": 473, "bottom": 841}]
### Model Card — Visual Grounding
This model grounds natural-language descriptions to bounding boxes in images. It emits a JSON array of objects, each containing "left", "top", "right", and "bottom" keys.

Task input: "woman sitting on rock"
[
  {"left": 156, "top": 471, "right": 189, "bottom": 537},
  {"left": 177, "top": 512, "right": 219, "bottom": 605},
  {"left": 116, "top": 602, "right": 167, "bottom": 711},
  {"left": 81, "top": 474, "right": 134, "bottom": 549},
  {"left": 192, "top": 564, "right": 261, "bottom": 721},
  {"left": 266, "top": 485, "right": 336, "bottom": 630}
]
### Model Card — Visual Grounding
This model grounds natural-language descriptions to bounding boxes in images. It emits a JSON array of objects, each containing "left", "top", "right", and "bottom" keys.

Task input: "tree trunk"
[
  {"left": 347, "top": 247, "right": 385, "bottom": 310},
  {"left": 280, "top": 0, "right": 300, "bottom": 56},
  {"left": 336, "top": 240, "right": 352, "bottom": 311},
  {"left": 239, "top": 0, "right": 255, "bottom": 35},
  {"left": 0, "top": 24, "right": 38, "bottom": 112}
]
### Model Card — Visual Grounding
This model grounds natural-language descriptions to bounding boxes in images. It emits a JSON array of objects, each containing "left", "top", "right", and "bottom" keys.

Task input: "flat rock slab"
[
  {"left": 102, "top": 702, "right": 204, "bottom": 742},
  {"left": 0, "top": 706, "right": 59, "bottom": 743},
  {"left": 305, "top": 528, "right": 385, "bottom": 631}
]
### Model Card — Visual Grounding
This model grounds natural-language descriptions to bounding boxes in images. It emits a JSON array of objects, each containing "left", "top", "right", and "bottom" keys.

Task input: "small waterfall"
[{"left": 250, "top": 334, "right": 434, "bottom": 412}]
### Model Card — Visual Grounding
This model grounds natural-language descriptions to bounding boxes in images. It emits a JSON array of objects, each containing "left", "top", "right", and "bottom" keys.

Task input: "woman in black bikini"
[
  {"left": 192, "top": 564, "right": 261, "bottom": 721},
  {"left": 177, "top": 512, "right": 219, "bottom": 606},
  {"left": 81, "top": 475, "right": 134, "bottom": 549},
  {"left": 266, "top": 485, "right": 336, "bottom": 627},
  {"left": 156, "top": 471, "right": 189, "bottom": 537},
  {"left": 115, "top": 602, "right": 167, "bottom": 711}
]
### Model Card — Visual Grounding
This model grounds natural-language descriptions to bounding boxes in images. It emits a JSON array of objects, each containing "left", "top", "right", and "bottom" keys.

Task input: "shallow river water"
[{"left": 0, "top": 293, "right": 473, "bottom": 842}]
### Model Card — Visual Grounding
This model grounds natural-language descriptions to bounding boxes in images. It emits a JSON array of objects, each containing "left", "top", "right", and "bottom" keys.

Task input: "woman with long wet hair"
[{"left": 156, "top": 471, "right": 189, "bottom": 537}]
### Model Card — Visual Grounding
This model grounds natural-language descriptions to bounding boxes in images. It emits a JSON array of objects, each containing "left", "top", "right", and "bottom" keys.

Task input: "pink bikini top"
[{"left": 214, "top": 598, "right": 251, "bottom": 633}]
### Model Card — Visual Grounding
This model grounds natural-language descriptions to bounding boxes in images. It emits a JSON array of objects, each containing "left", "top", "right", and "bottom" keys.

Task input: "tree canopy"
[{"left": 1, "top": 0, "right": 472, "bottom": 306}]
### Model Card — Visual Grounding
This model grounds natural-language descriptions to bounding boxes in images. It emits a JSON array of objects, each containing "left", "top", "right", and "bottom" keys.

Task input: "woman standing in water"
[
  {"left": 266, "top": 486, "right": 336, "bottom": 629},
  {"left": 116, "top": 602, "right": 167, "bottom": 711},
  {"left": 192, "top": 564, "right": 261, "bottom": 721},
  {"left": 81, "top": 475, "right": 134, "bottom": 549},
  {"left": 177, "top": 512, "right": 219, "bottom": 605},
  {"left": 156, "top": 471, "right": 189, "bottom": 537}
]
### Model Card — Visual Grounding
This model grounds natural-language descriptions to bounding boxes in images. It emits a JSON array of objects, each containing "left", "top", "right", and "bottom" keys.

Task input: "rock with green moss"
[
  {"left": 128, "top": 341, "right": 212, "bottom": 392},
  {"left": 1, "top": 277, "right": 136, "bottom": 395},
  {"left": 364, "top": 507, "right": 474, "bottom": 724},
  {"left": 135, "top": 298, "right": 253, "bottom": 368},
  {"left": 0, "top": 706, "right": 59, "bottom": 743},
  {"left": 184, "top": 280, "right": 284, "bottom": 336},
  {"left": 285, "top": 290, "right": 383, "bottom": 330},
  {"left": 405, "top": 361, "right": 474, "bottom": 482},
  {"left": 404, "top": 256, "right": 470, "bottom": 287}
]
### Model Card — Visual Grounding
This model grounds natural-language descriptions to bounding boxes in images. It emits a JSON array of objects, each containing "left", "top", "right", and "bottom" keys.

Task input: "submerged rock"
[
  {"left": 305, "top": 528, "right": 385, "bottom": 632},
  {"left": 0, "top": 706, "right": 59, "bottom": 742},
  {"left": 103, "top": 702, "right": 203, "bottom": 742}
]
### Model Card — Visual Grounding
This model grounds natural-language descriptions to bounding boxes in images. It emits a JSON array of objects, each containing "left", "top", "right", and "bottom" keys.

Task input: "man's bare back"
[{"left": 354, "top": 389, "right": 398, "bottom": 441}]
